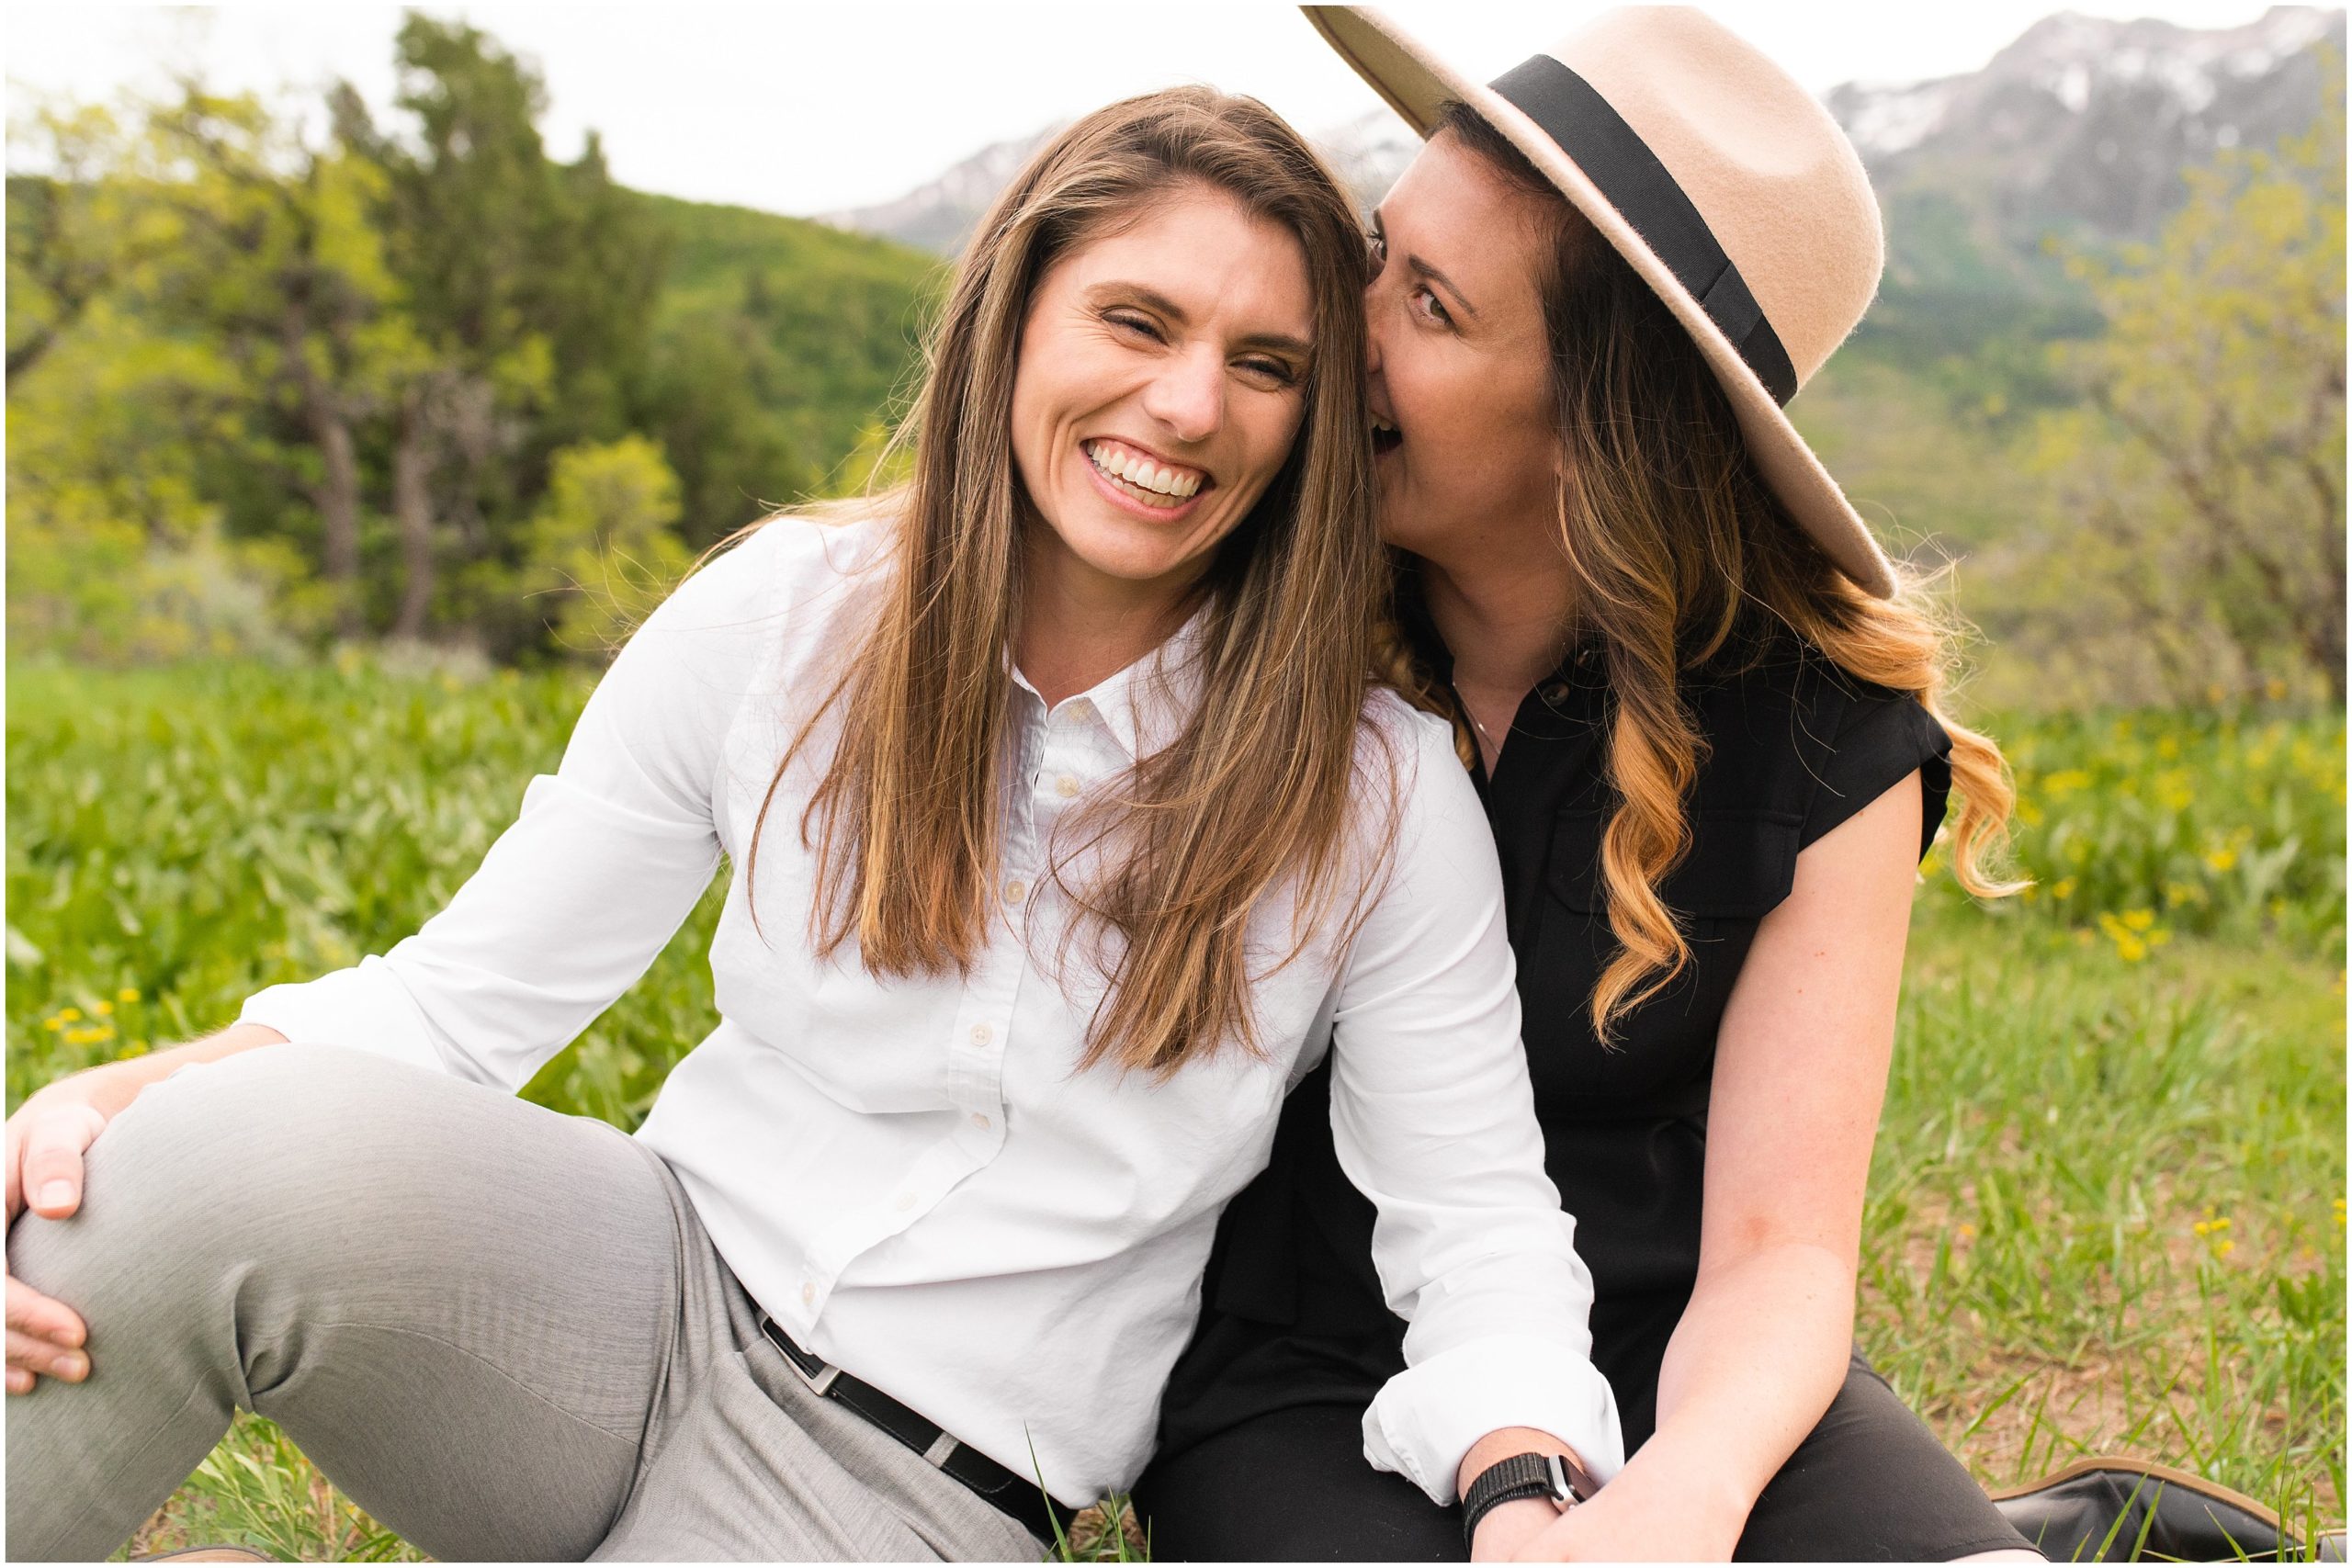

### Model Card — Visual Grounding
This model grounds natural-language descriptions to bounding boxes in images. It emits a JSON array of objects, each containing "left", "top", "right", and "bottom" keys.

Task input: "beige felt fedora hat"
[{"left": 1305, "top": 6, "right": 1899, "bottom": 598}]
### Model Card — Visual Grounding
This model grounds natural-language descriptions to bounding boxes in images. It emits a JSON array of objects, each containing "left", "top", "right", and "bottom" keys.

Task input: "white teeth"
[{"left": 1086, "top": 441, "right": 1204, "bottom": 501}]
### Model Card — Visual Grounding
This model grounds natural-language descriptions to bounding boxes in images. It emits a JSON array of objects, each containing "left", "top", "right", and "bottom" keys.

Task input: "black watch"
[{"left": 1461, "top": 1451, "right": 1599, "bottom": 1554}]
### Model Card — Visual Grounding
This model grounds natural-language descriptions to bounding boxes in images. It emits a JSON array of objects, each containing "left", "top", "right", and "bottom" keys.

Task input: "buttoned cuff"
[
  {"left": 236, "top": 958, "right": 448, "bottom": 1080},
  {"left": 1361, "top": 1332, "right": 1626, "bottom": 1506}
]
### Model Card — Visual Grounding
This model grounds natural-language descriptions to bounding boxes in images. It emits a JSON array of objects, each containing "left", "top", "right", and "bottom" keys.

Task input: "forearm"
[{"left": 1634, "top": 1240, "right": 1858, "bottom": 1525}]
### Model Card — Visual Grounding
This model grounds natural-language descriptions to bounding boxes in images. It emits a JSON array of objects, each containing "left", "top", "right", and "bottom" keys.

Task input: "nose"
[{"left": 1141, "top": 344, "right": 1225, "bottom": 446}]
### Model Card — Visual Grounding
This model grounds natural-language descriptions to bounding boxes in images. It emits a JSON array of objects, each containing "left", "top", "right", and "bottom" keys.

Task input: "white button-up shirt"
[{"left": 238, "top": 512, "right": 1624, "bottom": 1506}]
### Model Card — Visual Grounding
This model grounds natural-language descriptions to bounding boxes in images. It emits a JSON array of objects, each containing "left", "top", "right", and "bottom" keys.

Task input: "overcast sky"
[{"left": 5, "top": 2, "right": 2300, "bottom": 215}]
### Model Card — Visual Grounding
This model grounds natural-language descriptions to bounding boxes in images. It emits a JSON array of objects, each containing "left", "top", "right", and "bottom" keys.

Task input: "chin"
[{"left": 1059, "top": 522, "right": 1192, "bottom": 583}]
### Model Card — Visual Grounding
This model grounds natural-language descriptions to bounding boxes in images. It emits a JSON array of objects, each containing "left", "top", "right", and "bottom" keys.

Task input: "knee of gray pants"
[
  {"left": 14, "top": 1044, "right": 488, "bottom": 1402},
  {"left": 9, "top": 1043, "right": 673, "bottom": 1562}
]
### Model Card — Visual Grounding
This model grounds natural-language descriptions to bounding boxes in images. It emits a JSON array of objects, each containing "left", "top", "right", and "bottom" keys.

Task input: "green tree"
[
  {"left": 331, "top": 16, "right": 668, "bottom": 649},
  {"left": 2017, "top": 64, "right": 2346, "bottom": 705},
  {"left": 130, "top": 87, "right": 431, "bottom": 639},
  {"left": 523, "top": 434, "right": 696, "bottom": 655},
  {"left": 5, "top": 92, "right": 384, "bottom": 658}
]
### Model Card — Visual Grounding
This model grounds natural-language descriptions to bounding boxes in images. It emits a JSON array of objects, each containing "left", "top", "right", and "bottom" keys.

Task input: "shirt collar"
[{"left": 1008, "top": 600, "right": 1214, "bottom": 762}]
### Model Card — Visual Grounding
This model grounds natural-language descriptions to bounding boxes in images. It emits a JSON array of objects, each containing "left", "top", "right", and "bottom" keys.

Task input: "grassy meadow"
[{"left": 6, "top": 657, "right": 2343, "bottom": 1562}]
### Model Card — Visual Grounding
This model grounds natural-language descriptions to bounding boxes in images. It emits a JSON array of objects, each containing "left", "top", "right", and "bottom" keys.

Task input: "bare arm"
[
  {"left": 1519, "top": 772, "right": 1923, "bottom": 1560},
  {"left": 6, "top": 1021, "right": 290, "bottom": 1393}
]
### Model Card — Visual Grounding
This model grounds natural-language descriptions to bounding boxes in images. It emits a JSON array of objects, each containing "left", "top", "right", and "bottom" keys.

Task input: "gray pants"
[{"left": 6, "top": 1044, "right": 1051, "bottom": 1562}]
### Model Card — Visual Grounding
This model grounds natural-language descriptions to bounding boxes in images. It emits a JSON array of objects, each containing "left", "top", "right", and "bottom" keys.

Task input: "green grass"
[{"left": 7, "top": 657, "right": 2343, "bottom": 1561}]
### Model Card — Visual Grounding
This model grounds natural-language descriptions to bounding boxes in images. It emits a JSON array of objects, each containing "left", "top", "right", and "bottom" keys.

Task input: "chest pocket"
[{"left": 1546, "top": 807, "right": 1804, "bottom": 925}]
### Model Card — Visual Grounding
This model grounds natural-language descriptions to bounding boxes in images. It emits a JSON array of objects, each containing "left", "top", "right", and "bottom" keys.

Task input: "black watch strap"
[{"left": 1461, "top": 1451, "right": 1597, "bottom": 1554}]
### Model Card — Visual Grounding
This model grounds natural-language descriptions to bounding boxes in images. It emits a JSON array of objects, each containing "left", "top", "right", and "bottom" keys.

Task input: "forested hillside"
[{"left": 6, "top": 16, "right": 942, "bottom": 667}]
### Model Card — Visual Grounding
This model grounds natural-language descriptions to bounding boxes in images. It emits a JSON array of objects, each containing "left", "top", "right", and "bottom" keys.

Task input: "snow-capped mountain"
[
  {"left": 818, "top": 110, "right": 1419, "bottom": 256},
  {"left": 820, "top": 6, "right": 2340, "bottom": 352},
  {"left": 1828, "top": 6, "right": 2343, "bottom": 243},
  {"left": 819, "top": 124, "right": 1068, "bottom": 257}
]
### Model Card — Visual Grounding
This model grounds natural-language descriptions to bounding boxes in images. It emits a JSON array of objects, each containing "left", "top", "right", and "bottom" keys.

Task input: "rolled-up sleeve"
[
  {"left": 1329, "top": 707, "right": 1624, "bottom": 1504},
  {"left": 237, "top": 525, "right": 786, "bottom": 1091}
]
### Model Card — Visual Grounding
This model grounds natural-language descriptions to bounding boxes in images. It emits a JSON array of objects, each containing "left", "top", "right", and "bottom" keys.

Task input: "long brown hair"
[
  {"left": 731, "top": 88, "right": 1384, "bottom": 1076},
  {"left": 1397, "top": 103, "right": 2020, "bottom": 1042}
]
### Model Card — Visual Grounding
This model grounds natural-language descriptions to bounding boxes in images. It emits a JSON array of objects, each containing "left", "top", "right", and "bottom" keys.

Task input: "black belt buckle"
[{"left": 758, "top": 1313, "right": 842, "bottom": 1396}]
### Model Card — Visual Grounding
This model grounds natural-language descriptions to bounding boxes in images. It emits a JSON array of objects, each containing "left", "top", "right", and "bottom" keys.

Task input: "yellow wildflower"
[
  {"left": 57, "top": 1007, "right": 81, "bottom": 1023},
  {"left": 42, "top": 1016, "right": 63, "bottom": 1032},
  {"left": 2204, "top": 849, "right": 2237, "bottom": 873},
  {"left": 2052, "top": 877, "right": 2077, "bottom": 900},
  {"left": 2120, "top": 909, "right": 2155, "bottom": 931},
  {"left": 92, "top": 999, "right": 112, "bottom": 1016},
  {"left": 117, "top": 987, "right": 140, "bottom": 1003}
]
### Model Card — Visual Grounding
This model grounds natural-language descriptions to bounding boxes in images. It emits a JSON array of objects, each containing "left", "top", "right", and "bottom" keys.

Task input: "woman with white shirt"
[{"left": 6, "top": 87, "right": 1619, "bottom": 1562}]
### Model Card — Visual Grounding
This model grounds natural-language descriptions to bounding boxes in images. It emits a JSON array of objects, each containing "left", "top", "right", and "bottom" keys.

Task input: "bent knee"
[
  {"left": 96, "top": 1043, "right": 462, "bottom": 1187},
  {"left": 54, "top": 1044, "right": 546, "bottom": 1265}
]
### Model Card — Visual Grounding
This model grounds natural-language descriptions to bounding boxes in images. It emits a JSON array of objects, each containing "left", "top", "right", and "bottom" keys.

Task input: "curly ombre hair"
[
  {"left": 732, "top": 88, "right": 1385, "bottom": 1077},
  {"left": 1401, "top": 104, "right": 2022, "bottom": 1043}
]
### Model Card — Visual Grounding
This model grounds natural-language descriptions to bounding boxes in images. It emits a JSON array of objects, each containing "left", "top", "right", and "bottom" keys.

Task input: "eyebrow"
[
  {"left": 1372, "top": 209, "right": 1481, "bottom": 322},
  {"left": 1085, "top": 281, "right": 1314, "bottom": 360}
]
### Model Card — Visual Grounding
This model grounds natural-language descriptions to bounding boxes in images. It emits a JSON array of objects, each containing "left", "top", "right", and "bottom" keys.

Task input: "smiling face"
[
  {"left": 1010, "top": 182, "right": 1315, "bottom": 615},
  {"left": 1365, "top": 130, "right": 1563, "bottom": 569}
]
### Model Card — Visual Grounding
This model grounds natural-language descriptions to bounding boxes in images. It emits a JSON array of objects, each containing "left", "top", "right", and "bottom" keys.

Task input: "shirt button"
[
  {"left": 1004, "top": 878, "right": 1027, "bottom": 905},
  {"left": 800, "top": 1281, "right": 816, "bottom": 1307},
  {"left": 1056, "top": 773, "right": 1080, "bottom": 799},
  {"left": 894, "top": 1190, "right": 917, "bottom": 1212},
  {"left": 970, "top": 1022, "right": 992, "bottom": 1046},
  {"left": 970, "top": 1111, "right": 991, "bottom": 1131}
]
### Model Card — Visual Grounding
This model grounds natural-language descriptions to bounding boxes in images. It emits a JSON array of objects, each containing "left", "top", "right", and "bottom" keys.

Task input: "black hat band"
[{"left": 1490, "top": 53, "right": 1800, "bottom": 406}]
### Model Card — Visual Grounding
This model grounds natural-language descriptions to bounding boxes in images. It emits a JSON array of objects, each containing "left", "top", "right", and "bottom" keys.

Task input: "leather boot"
[{"left": 1991, "top": 1456, "right": 2339, "bottom": 1562}]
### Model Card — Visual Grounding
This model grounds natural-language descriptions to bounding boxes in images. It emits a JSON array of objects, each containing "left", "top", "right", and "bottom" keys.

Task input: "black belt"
[{"left": 756, "top": 1313, "right": 1069, "bottom": 1546}]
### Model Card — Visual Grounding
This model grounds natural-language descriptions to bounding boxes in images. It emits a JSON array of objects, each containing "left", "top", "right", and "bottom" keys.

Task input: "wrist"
[
  {"left": 1459, "top": 1426, "right": 1584, "bottom": 1502},
  {"left": 1469, "top": 1495, "right": 1561, "bottom": 1561},
  {"left": 1462, "top": 1449, "right": 1597, "bottom": 1559}
]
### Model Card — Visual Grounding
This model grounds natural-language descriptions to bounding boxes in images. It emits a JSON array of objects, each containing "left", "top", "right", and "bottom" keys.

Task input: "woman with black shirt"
[{"left": 1136, "top": 9, "right": 2041, "bottom": 1562}]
